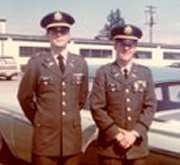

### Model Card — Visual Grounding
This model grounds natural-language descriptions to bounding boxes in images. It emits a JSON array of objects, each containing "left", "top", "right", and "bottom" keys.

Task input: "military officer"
[
  {"left": 90, "top": 24, "right": 157, "bottom": 165},
  {"left": 17, "top": 11, "right": 88, "bottom": 165}
]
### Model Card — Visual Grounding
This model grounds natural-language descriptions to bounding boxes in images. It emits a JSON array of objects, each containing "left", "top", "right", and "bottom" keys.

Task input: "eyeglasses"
[{"left": 48, "top": 27, "right": 70, "bottom": 35}]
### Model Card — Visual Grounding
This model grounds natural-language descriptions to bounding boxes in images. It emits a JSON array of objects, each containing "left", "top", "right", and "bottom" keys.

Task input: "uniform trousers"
[
  {"left": 32, "top": 154, "right": 80, "bottom": 165},
  {"left": 98, "top": 155, "right": 147, "bottom": 165}
]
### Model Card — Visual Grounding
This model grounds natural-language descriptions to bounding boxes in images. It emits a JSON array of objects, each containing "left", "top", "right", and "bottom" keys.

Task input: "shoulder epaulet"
[
  {"left": 96, "top": 62, "right": 111, "bottom": 71},
  {"left": 136, "top": 63, "right": 149, "bottom": 70},
  {"left": 30, "top": 51, "right": 49, "bottom": 60}
]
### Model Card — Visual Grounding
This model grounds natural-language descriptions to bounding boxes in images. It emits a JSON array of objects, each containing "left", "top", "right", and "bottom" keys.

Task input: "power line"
[{"left": 145, "top": 5, "right": 157, "bottom": 43}]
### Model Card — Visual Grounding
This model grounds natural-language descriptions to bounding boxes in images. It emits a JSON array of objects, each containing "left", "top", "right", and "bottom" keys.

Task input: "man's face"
[
  {"left": 115, "top": 40, "right": 137, "bottom": 64},
  {"left": 47, "top": 27, "right": 71, "bottom": 48}
]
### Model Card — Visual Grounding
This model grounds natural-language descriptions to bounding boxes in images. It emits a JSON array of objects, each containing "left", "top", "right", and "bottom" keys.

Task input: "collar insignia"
[{"left": 44, "top": 58, "right": 54, "bottom": 67}]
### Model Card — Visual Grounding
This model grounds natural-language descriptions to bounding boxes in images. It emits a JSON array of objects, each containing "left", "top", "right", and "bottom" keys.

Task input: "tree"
[{"left": 95, "top": 9, "right": 125, "bottom": 40}]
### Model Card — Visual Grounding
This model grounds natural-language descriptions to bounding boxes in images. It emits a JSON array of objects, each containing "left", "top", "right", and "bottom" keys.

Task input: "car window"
[
  {"left": 156, "top": 82, "right": 180, "bottom": 112},
  {"left": 169, "top": 84, "right": 180, "bottom": 102},
  {"left": 155, "top": 87, "right": 163, "bottom": 101},
  {"left": 0, "top": 59, "right": 6, "bottom": 64},
  {"left": 155, "top": 82, "right": 180, "bottom": 122},
  {"left": 0, "top": 57, "right": 16, "bottom": 64}
]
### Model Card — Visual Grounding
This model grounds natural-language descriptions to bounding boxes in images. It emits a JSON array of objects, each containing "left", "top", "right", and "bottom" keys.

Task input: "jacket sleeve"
[
  {"left": 17, "top": 59, "right": 38, "bottom": 122},
  {"left": 90, "top": 67, "right": 119, "bottom": 142},
  {"left": 133, "top": 69, "right": 157, "bottom": 139},
  {"left": 79, "top": 59, "right": 89, "bottom": 110}
]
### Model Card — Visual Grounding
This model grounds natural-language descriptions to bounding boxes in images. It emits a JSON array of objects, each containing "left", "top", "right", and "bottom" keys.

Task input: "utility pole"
[{"left": 145, "top": 5, "right": 157, "bottom": 43}]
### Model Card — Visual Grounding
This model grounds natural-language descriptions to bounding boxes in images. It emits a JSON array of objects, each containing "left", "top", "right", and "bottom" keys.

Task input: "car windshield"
[{"left": 0, "top": 57, "right": 16, "bottom": 64}]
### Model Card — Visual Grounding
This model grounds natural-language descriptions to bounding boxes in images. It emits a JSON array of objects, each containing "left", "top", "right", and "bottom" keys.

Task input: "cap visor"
[
  {"left": 115, "top": 39, "right": 137, "bottom": 46},
  {"left": 46, "top": 22, "right": 71, "bottom": 29},
  {"left": 121, "top": 39, "right": 137, "bottom": 46}
]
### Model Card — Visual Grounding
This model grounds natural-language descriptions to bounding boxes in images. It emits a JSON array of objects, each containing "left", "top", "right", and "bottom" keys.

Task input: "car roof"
[
  {"left": 88, "top": 64, "right": 180, "bottom": 84},
  {"left": 150, "top": 66, "right": 180, "bottom": 83},
  {"left": 0, "top": 56, "right": 14, "bottom": 59}
]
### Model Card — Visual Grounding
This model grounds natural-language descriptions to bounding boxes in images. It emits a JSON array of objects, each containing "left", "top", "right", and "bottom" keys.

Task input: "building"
[
  {"left": 1, "top": 33, "right": 180, "bottom": 71},
  {"left": 0, "top": 19, "right": 6, "bottom": 34}
]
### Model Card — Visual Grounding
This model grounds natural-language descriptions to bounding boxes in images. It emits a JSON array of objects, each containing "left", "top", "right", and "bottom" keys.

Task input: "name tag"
[
  {"left": 72, "top": 73, "right": 84, "bottom": 84},
  {"left": 40, "top": 76, "right": 53, "bottom": 85}
]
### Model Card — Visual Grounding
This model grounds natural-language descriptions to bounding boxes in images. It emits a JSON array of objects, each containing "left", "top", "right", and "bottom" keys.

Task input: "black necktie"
[
  {"left": 123, "top": 68, "right": 128, "bottom": 79},
  {"left": 57, "top": 55, "right": 65, "bottom": 73}
]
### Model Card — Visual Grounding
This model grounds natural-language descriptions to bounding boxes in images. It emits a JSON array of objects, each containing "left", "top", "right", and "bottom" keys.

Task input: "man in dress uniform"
[
  {"left": 90, "top": 24, "right": 157, "bottom": 165},
  {"left": 17, "top": 10, "right": 88, "bottom": 165}
]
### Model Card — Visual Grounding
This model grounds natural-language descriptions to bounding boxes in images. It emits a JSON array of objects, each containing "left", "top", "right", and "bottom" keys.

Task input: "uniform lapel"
[
  {"left": 126, "top": 63, "right": 138, "bottom": 85},
  {"left": 63, "top": 53, "right": 77, "bottom": 78},
  {"left": 111, "top": 61, "right": 127, "bottom": 84},
  {"left": 41, "top": 53, "right": 63, "bottom": 78},
  {"left": 110, "top": 62, "right": 138, "bottom": 84}
]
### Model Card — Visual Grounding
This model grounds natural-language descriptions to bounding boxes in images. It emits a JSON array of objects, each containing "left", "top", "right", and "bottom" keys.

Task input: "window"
[
  {"left": 134, "top": 51, "right": 152, "bottom": 59},
  {"left": 19, "top": 46, "right": 50, "bottom": 57},
  {"left": 156, "top": 83, "right": 180, "bottom": 112},
  {"left": 169, "top": 85, "right": 180, "bottom": 102},
  {"left": 163, "top": 52, "right": 180, "bottom": 60},
  {"left": 155, "top": 87, "right": 163, "bottom": 101},
  {"left": 80, "top": 49, "right": 112, "bottom": 58}
]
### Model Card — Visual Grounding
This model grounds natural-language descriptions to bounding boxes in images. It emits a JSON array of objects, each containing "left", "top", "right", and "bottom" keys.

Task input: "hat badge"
[
  {"left": 124, "top": 26, "right": 133, "bottom": 35},
  {"left": 54, "top": 12, "right": 63, "bottom": 21}
]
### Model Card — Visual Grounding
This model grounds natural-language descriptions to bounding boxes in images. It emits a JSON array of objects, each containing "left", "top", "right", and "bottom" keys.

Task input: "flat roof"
[{"left": 1, "top": 33, "right": 180, "bottom": 49}]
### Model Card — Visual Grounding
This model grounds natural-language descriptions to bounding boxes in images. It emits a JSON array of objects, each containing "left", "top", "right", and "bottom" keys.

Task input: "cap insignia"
[
  {"left": 124, "top": 26, "right": 133, "bottom": 35},
  {"left": 54, "top": 12, "right": 63, "bottom": 21}
]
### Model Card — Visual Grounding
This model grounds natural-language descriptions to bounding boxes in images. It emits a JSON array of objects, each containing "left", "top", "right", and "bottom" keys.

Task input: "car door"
[{"left": 12, "top": 112, "right": 32, "bottom": 163}]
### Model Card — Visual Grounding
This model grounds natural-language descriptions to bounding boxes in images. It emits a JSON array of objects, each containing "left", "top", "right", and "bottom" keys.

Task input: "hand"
[
  {"left": 115, "top": 132, "right": 124, "bottom": 143},
  {"left": 119, "top": 130, "right": 136, "bottom": 149},
  {"left": 114, "top": 128, "right": 126, "bottom": 148}
]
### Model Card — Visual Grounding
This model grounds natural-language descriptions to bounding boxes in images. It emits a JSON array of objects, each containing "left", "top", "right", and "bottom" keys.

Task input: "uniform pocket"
[
  {"left": 106, "top": 83, "right": 123, "bottom": 104},
  {"left": 107, "top": 83, "right": 122, "bottom": 92},
  {"left": 38, "top": 76, "right": 55, "bottom": 93}
]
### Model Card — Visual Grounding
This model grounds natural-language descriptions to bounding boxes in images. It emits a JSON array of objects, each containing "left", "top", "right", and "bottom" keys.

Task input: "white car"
[
  {"left": 0, "top": 65, "right": 180, "bottom": 164},
  {"left": 0, "top": 56, "right": 18, "bottom": 80}
]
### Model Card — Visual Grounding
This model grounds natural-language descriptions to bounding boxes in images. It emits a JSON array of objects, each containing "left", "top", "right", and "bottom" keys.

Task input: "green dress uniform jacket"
[
  {"left": 17, "top": 51, "right": 88, "bottom": 157},
  {"left": 90, "top": 61, "right": 157, "bottom": 160}
]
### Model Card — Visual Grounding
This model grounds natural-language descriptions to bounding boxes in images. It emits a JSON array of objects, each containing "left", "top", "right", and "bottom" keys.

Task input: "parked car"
[
  {"left": 0, "top": 56, "right": 18, "bottom": 80},
  {"left": 0, "top": 65, "right": 180, "bottom": 164},
  {"left": 168, "top": 62, "right": 180, "bottom": 68}
]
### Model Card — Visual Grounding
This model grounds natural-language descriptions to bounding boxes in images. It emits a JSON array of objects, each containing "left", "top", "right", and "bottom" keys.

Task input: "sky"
[{"left": 1, "top": 0, "right": 180, "bottom": 44}]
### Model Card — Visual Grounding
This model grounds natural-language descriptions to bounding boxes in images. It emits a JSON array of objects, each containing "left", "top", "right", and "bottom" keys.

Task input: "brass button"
[
  {"left": 62, "top": 111, "right": 66, "bottom": 116},
  {"left": 62, "top": 101, "right": 66, "bottom": 106},
  {"left": 127, "top": 107, "right": 131, "bottom": 111},
  {"left": 62, "top": 81, "right": 66, "bottom": 86},
  {"left": 126, "top": 98, "right": 130, "bottom": 102},
  {"left": 125, "top": 88, "right": 130, "bottom": 93},
  {"left": 36, "top": 123, "right": 41, "bottom": 127}
]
